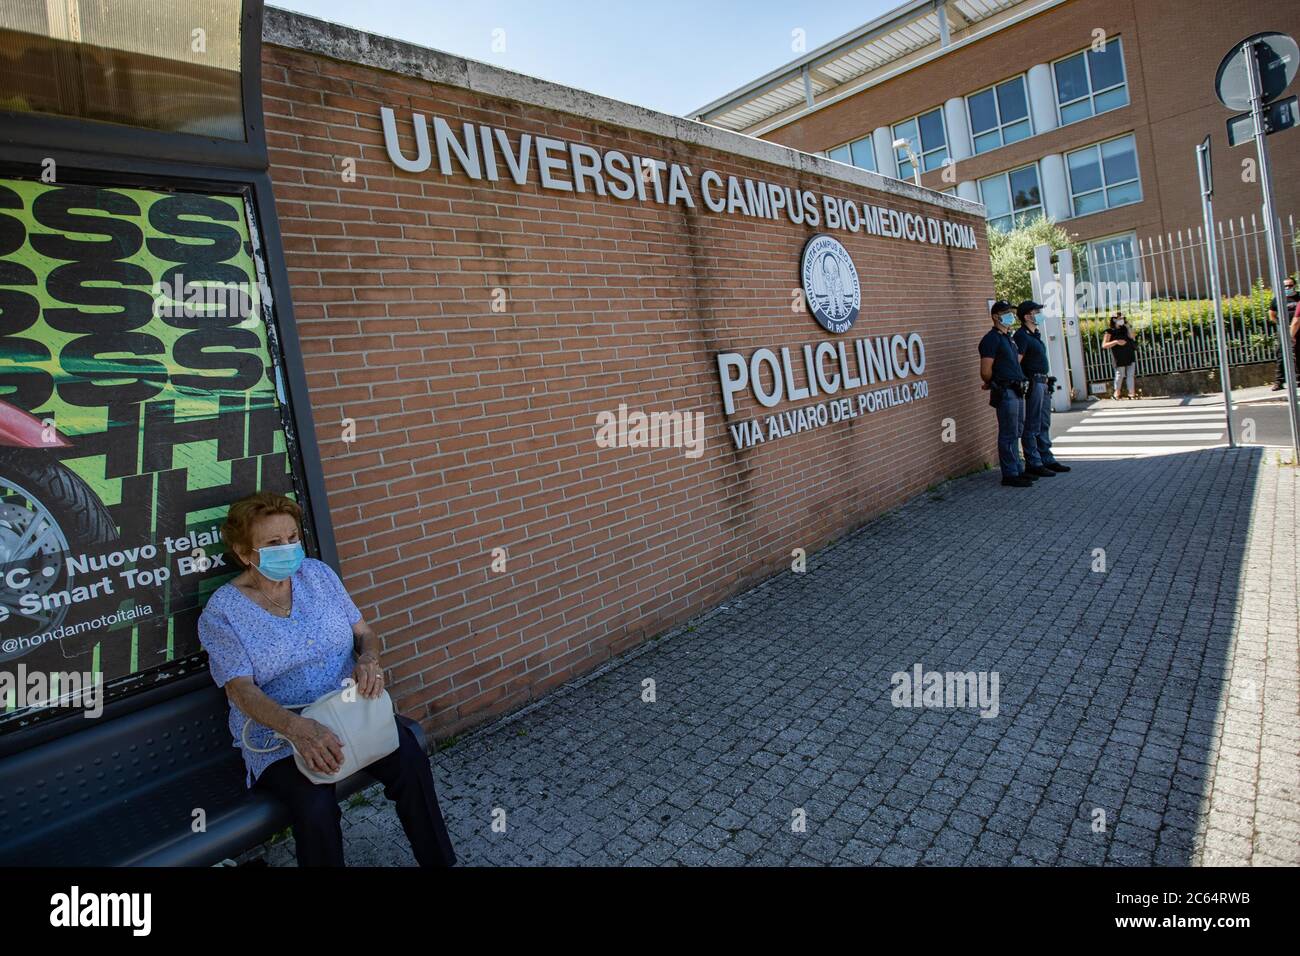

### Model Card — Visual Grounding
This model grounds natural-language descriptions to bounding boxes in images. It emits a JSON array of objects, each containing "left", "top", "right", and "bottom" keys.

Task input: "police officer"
[
  {"left": 1014, "top": 300, "right": 1071, "bottom": 477},
  {"left": 979, "top": 300, "right": 1034, "bottom": 487}
]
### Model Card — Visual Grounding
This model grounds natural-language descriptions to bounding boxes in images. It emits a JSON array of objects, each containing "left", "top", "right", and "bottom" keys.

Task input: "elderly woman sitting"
[{"left": 197, "top": 490, "right": 456, "bottom": 867}]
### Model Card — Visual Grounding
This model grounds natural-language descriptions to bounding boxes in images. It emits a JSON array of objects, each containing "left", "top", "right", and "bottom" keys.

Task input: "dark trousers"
[
  {"left": 1275, "top": 345, "right": 1300, "bottom": 386},
  {"left": 1022, "top": 377, "right": 1057, "bottom": 467},
  {"left": 994, "top": 387, "right": 1025, "bottom": 478},
  {"left": 255, "top": 720, "right": 457, "bottom": 867},
  {"left": 1021, "top": 379, "right": 1045, "bottom": 468}
]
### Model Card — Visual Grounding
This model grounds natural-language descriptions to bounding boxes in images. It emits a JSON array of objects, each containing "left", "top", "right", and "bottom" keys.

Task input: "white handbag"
[{"left": 242, "top": 684, "right": 400, "bottom": 785}]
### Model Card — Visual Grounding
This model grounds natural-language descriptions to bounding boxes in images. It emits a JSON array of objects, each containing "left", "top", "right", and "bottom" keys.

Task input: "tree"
[{"left": 988, "top": 216, "right": 1085, "bottom": 305}]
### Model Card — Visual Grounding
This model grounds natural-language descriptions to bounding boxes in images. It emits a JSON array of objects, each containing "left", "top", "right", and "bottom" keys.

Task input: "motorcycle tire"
[{"left": 0, "top": 448, "right": 118, "bottom": 550}]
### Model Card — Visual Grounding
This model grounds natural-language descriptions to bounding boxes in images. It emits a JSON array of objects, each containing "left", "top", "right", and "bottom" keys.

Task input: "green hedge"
[{"left": 1079, "top": 281, "right": 1281, "bottom": 362}]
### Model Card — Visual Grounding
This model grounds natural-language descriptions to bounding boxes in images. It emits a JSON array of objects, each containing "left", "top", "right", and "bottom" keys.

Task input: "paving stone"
[{"left": 253, "top": 450, "right": 1298, "bottom": 868}]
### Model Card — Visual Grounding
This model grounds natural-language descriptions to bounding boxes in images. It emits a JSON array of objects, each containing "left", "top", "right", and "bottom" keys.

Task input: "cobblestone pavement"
[{"left": 250, "top": 447, "right": 1299, "bottom": 867}]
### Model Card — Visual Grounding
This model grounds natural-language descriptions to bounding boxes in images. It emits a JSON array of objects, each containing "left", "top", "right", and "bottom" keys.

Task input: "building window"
[
  {"left": 892, "top": 107, "right": 947, "bottom": 180},
  {"left": 0, "top": 0, "right": 247, "bottom": 140},
  {"left": 1053, "top": 37, "right": 1129, "bottom": 126},
  {"left": 1066, "top": 134, "right": 1141, "bottom": 216},
  {"left": 978, "top": 163, "right": 1043, "bottom": 232},
  {"left": 1085, "top": 232, "right": 1141, "bottom": 307},
  {"left": 967, "top": 76, "right": 1032, "bottom": 154},
  {"left": 827, "top": 135, "right": 878, "bottom": 173}
]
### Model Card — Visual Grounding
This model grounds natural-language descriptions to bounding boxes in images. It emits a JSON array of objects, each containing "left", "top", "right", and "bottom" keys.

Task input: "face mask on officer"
[{"left": 999, "top": 312, "right": 1015, "bottom": 328}]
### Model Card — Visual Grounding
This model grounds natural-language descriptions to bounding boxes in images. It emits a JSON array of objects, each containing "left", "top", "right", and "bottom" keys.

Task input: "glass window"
[
  {"left": 0, "top": 0, "right": 246, "bottom": 140},
  {"left": 850, "top": 137, "right": 877, "bottom": 172},
  {"left": 966, "top": 75, "right": 1033, "bottom": 155},
  {"left": 1008, "top": 166, "right": 1041, "bottom": 211},
  {"left": 893, "top": 118, "right": 918, "bottom": 180},
  {"left": 1087, "top": 233, "right": 1141, "bottom": 307},
  {"left": 1002, "top": 119, "right": 1032, "bottom": 145},
  {"left": 1093, "top": 87, "right": 1128, "bottom": 114},
  {"left": 996, "top": 79, "right": 1029, "bottom": 124},
  {"left": 1067, "top": 134, "right": 1141, "bottom": 216},
  {"left": 969, "top": 89, "right": 998, "bottom": 135},
  {"left": 980, "top": 176, "right": 1011, "bottom": 220},
  {"left": 1054, "top": 37, "right": 1129, "bottom": 126},
  {"left": 918, "top": 110, "right": 945, "bottom": 150},
  {"left": 1101, "top": 136, "right": 1138, "bottom": 182},
  {"left": 1053, "top": 55, "right": 1090, "bottom": 104},
  {"left": 1087, "top": 42, "right": 1125, "bottom": 91},
  {"left": 1106, "top": 181, "right": 1142, "bottom": 207},
  {"left": 1060, "top": 96, "right": 1092, "bottom": 126},
  {"left": 893, "top": 108, "right": 947, "bottom": 180},
  {"left": 1067, "top": 148, "right": 1102, "bottom": 194},
  {"left": 827, "top": 136, "right": 876, "bottom": 172},
  {"left": 979, "top": 163, "right": 1042, "bottom": 232}
]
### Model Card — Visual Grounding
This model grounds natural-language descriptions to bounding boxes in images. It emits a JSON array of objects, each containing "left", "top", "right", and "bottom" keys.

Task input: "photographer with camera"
[{"left": 979, "top": 300, "right": 1035, "bottom": 488}]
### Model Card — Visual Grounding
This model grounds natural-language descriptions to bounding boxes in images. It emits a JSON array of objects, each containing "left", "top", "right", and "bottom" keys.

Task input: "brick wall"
[{"left": 260, "top": 42, "right": 997, "bottom": 739}]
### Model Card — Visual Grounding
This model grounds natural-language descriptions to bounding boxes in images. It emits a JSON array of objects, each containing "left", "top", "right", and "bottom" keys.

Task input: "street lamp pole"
[
  {"left": 892, "top": 137, "right": 922, "bottom": 187},
  {"left": 1196, "top": 135, "right": 1236, "bottom": 447}
]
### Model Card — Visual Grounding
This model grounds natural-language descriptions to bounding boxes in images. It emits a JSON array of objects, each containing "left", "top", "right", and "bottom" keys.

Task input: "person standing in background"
[
  {"left": 1268, "top": 275, "right": 1299, "bottom": 392},
  {"left": 1102, "top": 312, "right": 1139, "bottom": 400}
]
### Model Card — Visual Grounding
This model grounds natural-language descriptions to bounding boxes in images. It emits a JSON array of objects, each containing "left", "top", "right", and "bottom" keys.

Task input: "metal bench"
[{"left": 0, "top": 674, "right": 425, "bottom": 866}]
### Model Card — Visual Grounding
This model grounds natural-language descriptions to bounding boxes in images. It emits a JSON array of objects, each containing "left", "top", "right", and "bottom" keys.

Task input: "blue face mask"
[
  {"left": 255, "top": 542, "right": 305, "bottom": 582},
  {"left": 999, "top": 313, "right": 1015, "bottom": 328}
]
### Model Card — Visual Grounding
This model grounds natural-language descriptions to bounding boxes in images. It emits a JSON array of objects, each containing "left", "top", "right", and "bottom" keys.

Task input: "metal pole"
[
  {"left": 1245, "top": 39, "right": 1300, "bottom": 460},
  {"left": 1197, "top": 137, "right": 1236, "bottom": 446}
]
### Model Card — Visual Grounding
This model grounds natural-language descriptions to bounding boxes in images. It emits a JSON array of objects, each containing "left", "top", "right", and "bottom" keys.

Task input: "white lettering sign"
[{"left": 379, "top": 108, "right": 978, "bottom": 249}]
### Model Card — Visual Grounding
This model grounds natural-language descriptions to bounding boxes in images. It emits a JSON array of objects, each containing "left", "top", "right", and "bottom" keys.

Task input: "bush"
[
  {"left": 1079, "top": 280, "right": 1280, "bottom": 365},
  {"left": 988, "top": 216, "right": 1085, "bottom": 305}
]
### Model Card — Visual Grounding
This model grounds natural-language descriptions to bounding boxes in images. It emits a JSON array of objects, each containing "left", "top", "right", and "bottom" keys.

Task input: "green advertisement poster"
[{"left": 0, "top": 177, "right": 301, "bottom": 729}]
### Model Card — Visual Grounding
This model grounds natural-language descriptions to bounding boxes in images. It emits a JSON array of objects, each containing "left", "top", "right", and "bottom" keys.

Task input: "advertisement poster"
[{"left": 0, "top": 177, "right": 305, "bottom": 730}]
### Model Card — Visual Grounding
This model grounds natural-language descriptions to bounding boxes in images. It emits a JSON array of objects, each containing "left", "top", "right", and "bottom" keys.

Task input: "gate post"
[
  {"left": 1031, "top": 244, "right": 1073, "bottom": 411},
  {"left": 1055, "top": 248, "right": 1089, "bottom": 402}
]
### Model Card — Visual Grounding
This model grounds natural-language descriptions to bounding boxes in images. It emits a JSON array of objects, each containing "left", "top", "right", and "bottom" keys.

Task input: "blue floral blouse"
[{"left": 197, "top": 558, "right": 362, "bottom": 787}]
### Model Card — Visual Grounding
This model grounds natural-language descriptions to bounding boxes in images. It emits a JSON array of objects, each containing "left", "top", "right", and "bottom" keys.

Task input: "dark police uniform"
[
  {"left": 978, "top": 326, "right": 1027, "bottom": 478},
  {"left": 1012, "top": 324, "right": 1058, "bottom": 469}
]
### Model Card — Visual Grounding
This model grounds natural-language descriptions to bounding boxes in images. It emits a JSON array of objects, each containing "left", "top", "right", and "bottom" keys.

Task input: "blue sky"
[{"left": 274, "top": 0, "right": 899, "bottom": 117}]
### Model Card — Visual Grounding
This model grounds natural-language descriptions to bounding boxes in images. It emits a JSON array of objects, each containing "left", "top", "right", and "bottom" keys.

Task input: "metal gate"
[{"left": 1072, "top": 214, "right": 1297, "bottom": 385}]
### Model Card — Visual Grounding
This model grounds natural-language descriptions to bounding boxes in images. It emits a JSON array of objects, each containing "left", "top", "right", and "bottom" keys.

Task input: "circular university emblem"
[{"left": 800, "top": 234, "right": 861, "bottom": 334}]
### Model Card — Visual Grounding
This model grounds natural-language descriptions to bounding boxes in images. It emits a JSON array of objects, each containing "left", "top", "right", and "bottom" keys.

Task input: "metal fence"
[{"left": 1073, "top": 213, "right": 1299, "bottom": 386}]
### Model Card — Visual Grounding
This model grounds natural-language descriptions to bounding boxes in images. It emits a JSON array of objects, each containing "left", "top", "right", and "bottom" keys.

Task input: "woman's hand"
[
  {"left": 288, "top": 717, "right": 345, "bottom": 776},
  {"left": 353, "top": 651, "right": 385, "bottom": 699}
]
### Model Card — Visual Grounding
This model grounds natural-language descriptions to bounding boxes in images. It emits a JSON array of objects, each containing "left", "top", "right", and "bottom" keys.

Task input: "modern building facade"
[{"left": 695, "top": 0, "right": 1300, "bottom": 286}]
